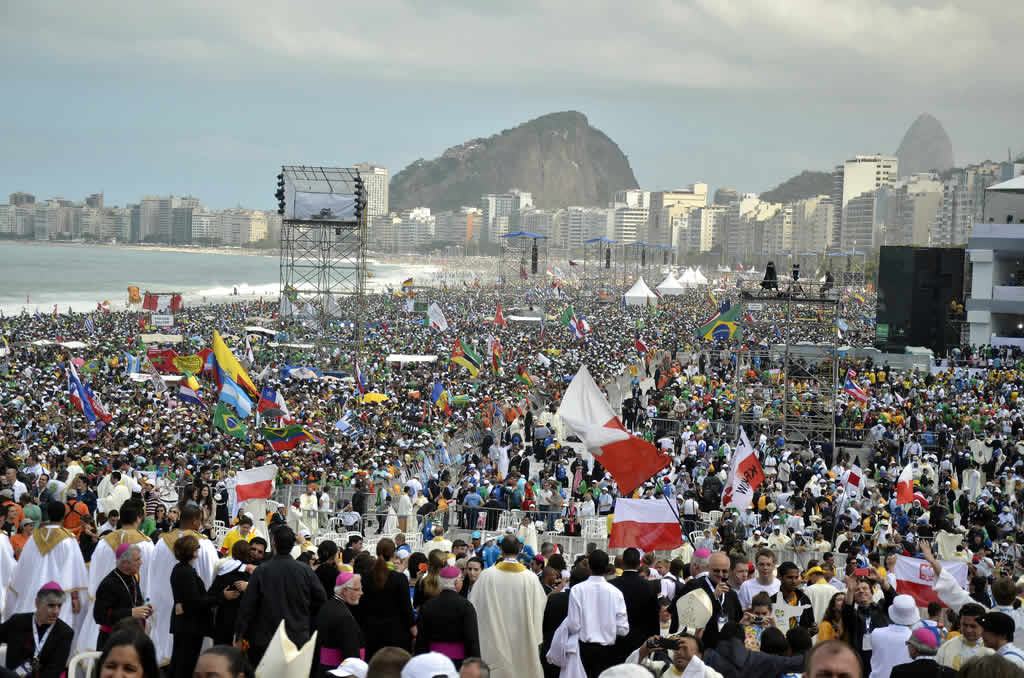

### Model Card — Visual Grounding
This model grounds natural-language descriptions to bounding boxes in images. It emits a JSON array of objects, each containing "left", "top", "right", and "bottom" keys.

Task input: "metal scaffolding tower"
[
  {"left": 278, "top": 166, "right": 367, "bottom": 346},
  {"left": 582, "top": 237, "right": 617, "bottom": 290},
  {"left": 827, "top": 250, "right": 867, "bottom": 288},
  {"left": 623, "top": 242, "right": 651, "bottom": 284},
  {"left": 733, "top": 271, "right": 840, "bottom": 447},
  {"left": 498, "top": 231, "right": 548, "bottom": 285}
]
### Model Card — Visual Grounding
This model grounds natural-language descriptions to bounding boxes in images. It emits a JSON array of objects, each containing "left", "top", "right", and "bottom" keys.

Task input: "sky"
[{"left": 2, "top": 1, "right": 1021, "bottom": 209}]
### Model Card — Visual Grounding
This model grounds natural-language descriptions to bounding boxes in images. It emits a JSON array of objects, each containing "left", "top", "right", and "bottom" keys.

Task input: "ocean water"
[{"left": 0, "top": 242, "right": 419, "bottom": 315}]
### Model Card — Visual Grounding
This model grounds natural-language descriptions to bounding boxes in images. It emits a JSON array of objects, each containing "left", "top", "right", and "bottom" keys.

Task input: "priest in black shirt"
[
  {"left": 0, "top": 582, "right": 74, "bottom": 678},
  {"left": 93, "top": 543, "right": 151, "bottom": 651}
]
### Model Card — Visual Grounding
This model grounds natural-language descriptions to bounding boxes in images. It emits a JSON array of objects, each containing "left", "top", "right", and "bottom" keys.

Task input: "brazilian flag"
[{"left": 212, "top": 402, "right": 247, "bottom": 440}]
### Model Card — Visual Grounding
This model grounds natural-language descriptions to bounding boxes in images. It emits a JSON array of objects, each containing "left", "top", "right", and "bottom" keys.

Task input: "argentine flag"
[{"left": 218, "top": 367, "right": 253, "bottom": 418}]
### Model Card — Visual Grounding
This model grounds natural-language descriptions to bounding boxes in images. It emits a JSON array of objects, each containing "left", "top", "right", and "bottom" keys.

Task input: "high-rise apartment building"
[
  {"left": 612, "top": 189, "right": 650, "bottom": 209},
  {"left": 433, "top": 208, "right": 480, "bottom": 244},
  {"left": 354, "top": 163, "right": 389, "bottom": 217},
  {"left": 791, "top": 196, "right": 834, "bottom": 253},
  {"left": 480, "top": 190, "right": 532, "bottom": 244},
  {"left": 713, "top": 187, "right": 739, "bottom": 205},
  {"left": 647, "top": 184, "right": 708, "bottom": 248},
  {"left": 613, "top": 206, "right": 648, "bottom": 243},
  {"left": 832, "top": 155, "right": 898, "bottom": 248},
  {"left": 9, "top": 192, "right": 34, "bottom": 206}
]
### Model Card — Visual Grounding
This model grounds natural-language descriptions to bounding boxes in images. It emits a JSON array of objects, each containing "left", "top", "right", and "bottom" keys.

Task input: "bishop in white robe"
[
  {"left": 469, "top": 549, "right": 547, "bottom": 678},
  {"left": 75, "top": 518, "right": 155, "bottom": 654}
]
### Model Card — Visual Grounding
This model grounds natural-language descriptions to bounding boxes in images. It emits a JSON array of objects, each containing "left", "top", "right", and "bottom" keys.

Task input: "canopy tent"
[
  {"left": 692, "top": 268, "right": 709, "bottom": 284},
  {"left": 139, "top": 334, "right": 184, "bottom": 345},
  {"left": 507, "top": 315, "right": 542, "bottom": 323},
  {"left": 385, "top": 354, "right": 438, "bottom": 364},
  {"left": 128, "top": 373, "right": 183, "bottom": 384},
  {"left": 267, "top": 342, "right": 315, "bottom": 349},
  {"left": 624, "top": 277, "right": 659, "bottom": 306},
  {"left": 244, "top": 326, "right": 277, "bottom": 337},
  {"left": 678, "top": 268, "right": 701, "bottom": 289},
  {"left": 655, "top": 274, "right": 687, "bottom": 296}
]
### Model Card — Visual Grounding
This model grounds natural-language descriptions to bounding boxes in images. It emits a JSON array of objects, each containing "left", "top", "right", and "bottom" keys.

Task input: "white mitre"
[{"left": 256, "top": 621, "right": 318, "bottom": 678}]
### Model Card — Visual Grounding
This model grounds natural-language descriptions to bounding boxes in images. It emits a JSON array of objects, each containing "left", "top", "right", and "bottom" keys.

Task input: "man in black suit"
[
  {"left": 0, "top": 582, "right": 74, "bottom": 678},
  {"left": 541, "top": 566, "right": 589, "bottom": 678},
  {"left": 415, "top": 566, "right": 480, "bottom": 669},
  {"left": 676, "top": 551, "right": 741, "bottom": 648},
  {"left": 840, "top": 570, "right": 896, "bottom": 670},
  {"left": 891, "top": 627, "right": 955, "bottom": 678},
  {"left": 610, "top": 548, "right": 660, "bottom": 663}
]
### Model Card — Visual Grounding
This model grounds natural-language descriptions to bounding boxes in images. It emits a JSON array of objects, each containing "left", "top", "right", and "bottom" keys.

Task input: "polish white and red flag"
[
  {"left": 841, "top": 465, "right": 863, "bottom": 498},
  {"left": 609, "top": 499, "right": 683, "bottom": 551},
  {"left": 234, "top": 464, "right": 278, "bottom": 501},
  {"left": 896, "top": 463, "right": 915, "bottom": 505},
  {"left": 894, "top": 555, "right": 968, "bottom": 607},
  {"left": 722, "top": 428, "right": 765, "bottom": 510},
  {"left": 558, "top": 365, "right": 669, "bottom": 496}
]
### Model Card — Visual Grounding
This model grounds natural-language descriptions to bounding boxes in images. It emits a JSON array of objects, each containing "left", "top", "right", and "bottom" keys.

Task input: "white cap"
[
  {"left": 329, "top": 658, "right": 368, "bottom": 678},
  {"left": 400, "top": 652, "right": 457, "bottom": 678}
]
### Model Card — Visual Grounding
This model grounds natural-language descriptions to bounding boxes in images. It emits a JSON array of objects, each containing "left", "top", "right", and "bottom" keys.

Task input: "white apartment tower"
[
  {"left": 355, "top": 163, "right": 389, "bottom": 217},
  {"left": 835, "top": 155, "right": 898, "bottom": 248}
]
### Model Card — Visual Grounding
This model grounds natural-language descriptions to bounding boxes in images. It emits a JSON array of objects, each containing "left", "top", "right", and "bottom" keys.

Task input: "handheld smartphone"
[{"left": 854, "top": 567, "right": 871, "bottom": 577}]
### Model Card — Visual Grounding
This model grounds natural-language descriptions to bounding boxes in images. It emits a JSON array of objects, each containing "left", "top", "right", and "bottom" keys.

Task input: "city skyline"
[{"left": 2, "top": 2, "right": 1022, "bottom": 209}]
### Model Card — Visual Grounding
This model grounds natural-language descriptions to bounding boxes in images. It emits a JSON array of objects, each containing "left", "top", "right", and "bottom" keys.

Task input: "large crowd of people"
[{"left": 2, "top": 270, "right": 1024, "bottom": 678}]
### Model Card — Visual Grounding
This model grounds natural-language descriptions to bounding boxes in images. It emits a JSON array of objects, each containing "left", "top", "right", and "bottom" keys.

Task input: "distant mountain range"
[
  {"left": 389, "top": 111, "right": 638, "bottom": 212},
  {"left": 759, "top": 170, "right": 834, "bottom": 204}
]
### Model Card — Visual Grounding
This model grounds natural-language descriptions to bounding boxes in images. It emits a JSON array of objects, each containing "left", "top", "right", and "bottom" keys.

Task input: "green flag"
[
  {"left": 212, "top": 402, "right": 248, "bottom": 440},
  {"left": 558, "top": 306, "right": 575, "bottom": 326}
]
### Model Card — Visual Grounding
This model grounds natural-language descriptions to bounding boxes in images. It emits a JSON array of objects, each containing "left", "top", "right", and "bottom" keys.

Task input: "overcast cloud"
[{"left": 2, "top": 1, "right": 1020, "bottom": 207}]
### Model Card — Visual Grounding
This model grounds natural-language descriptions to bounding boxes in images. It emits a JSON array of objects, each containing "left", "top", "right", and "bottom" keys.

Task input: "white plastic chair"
[
  {"left": 689, "top": 530, "right": 704, "bottom": 546},
  {"left": 67, "top": 651, "right": 102, "bottom": 678}
]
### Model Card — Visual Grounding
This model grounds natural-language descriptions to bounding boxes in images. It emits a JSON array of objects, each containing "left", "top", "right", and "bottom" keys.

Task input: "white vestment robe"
[
  {"left": 101, "top": 484, "right": 132, "bottom": 514},
  {"left": 75, "top": 528, "right": 155, "bottom": 654},
  {"left": 6, "top": 526, "right": 88, "bottom": 629},
  {"left": 146, "top": 529, "right": 218, "bottom": 666},
  {"left": 469, "top": 560, "right": 547, "bottom": 678},
  {"left": 0, "top": 534, "right": 15, "bottom": 615}
]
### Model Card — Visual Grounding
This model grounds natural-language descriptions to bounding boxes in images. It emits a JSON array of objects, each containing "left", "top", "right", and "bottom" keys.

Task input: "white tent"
[
  {"left": 678, "top": 268, "right": 701, "bottom": 289},
  {"left": 656, "top": 274, "right": 687, "bottom": 296},
  {"left": 624, "top": 277, "right": 659, "bottom": 306},
  {"left": 693, "top": 268, "right": 709, "bottom": 284}
]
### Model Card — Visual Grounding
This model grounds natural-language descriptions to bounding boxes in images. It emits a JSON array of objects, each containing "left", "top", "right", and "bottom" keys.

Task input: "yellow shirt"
[{"left": 220, "top": 528, "right": 254, "bottom": 554}]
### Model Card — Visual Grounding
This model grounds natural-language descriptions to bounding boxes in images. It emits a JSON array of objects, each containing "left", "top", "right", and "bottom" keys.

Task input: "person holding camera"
[
  {"left": 634, "top": 633, "right": 721, "bottom": 677},
  {"left": 739, "top": 592, "right": 776, "bottom": 650}
]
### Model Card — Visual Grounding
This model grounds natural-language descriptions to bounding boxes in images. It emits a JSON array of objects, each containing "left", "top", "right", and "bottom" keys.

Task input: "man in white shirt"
[
  {"left": 738, "top": 549, "right": 780, "bottom": 609},
  {"left": 4, "top": 468, "right": 28, "bottom": 503},
  {"left": 868, "top": 594, "right": 919, "bottom": 678},
  {"left": 567, "top": 549, "right": 628, "bottom": 677}
]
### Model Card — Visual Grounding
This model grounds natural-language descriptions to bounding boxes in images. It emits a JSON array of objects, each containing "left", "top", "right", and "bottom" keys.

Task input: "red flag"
[
  {"left": 235, "top": 465, "right": 277, "bottom": 501},
  {"left": 609, "top": 499, "right": 682, "bottom": 551},
  {"left": 896, "top": 463, "right": 915, "bottom": 505},
  {"left": 142, "top": 293, "right": 158, "bottom": 311},
  {"left": 557, "top": 365, "right": 668, "bottom": 495},
  {"left": 520, "top": 265, "right": 528, "bottom": 280},
  {"left": 722, "top": 429, "right": 765, "bottom": 509},
  {"left": 634, "top": 332, "right": 649, "bottom": 354},
  {"left": 494, "top": 303, "right": 508, "bottom": 328},
  {"left": 169, "top": 294, "right": 183, "bottom": 312}
]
